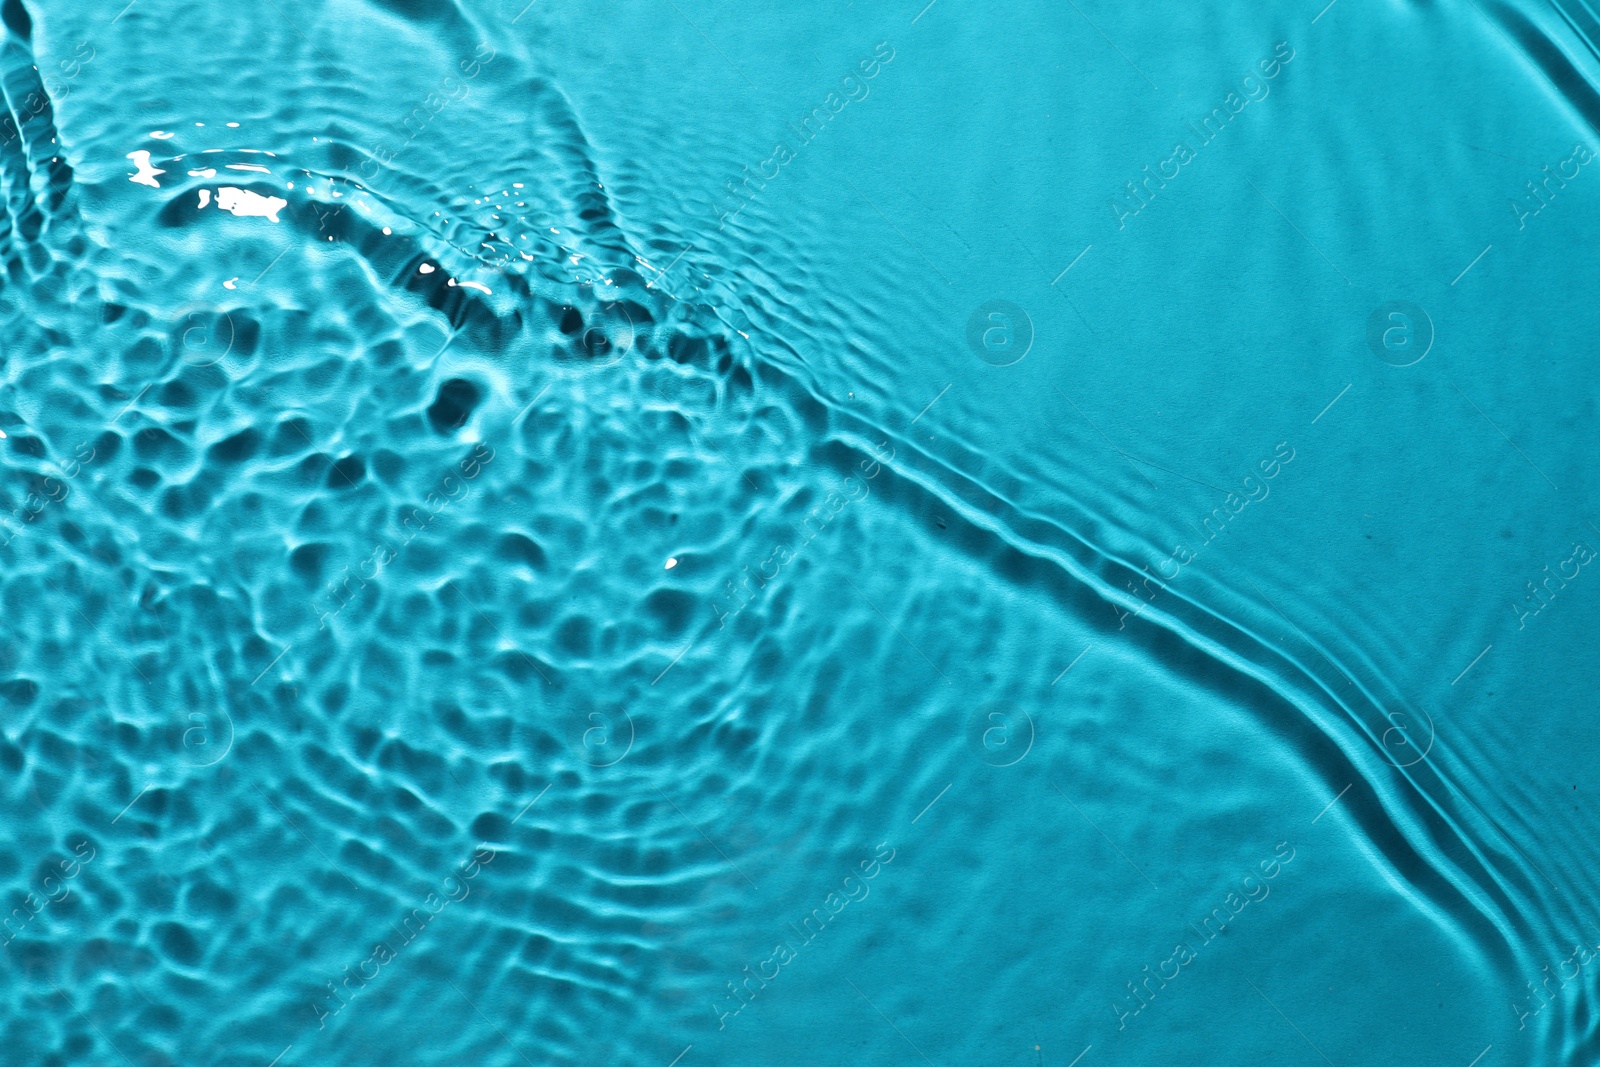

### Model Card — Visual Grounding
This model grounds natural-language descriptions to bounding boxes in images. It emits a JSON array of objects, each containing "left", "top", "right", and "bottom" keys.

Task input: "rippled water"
[{"left": 3, "top": 0, "right": 1599, "bottom": 1063}]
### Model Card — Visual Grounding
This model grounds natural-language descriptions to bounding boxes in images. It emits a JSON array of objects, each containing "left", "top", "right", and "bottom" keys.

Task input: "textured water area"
[{"left": 2, "top": 0, "right": 1599, "bottom": 1063}]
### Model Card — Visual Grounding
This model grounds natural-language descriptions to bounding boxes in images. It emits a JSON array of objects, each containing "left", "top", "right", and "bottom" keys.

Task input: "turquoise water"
[{"left": 3, "top": 0, "right": 1600, "bottom": 1063}]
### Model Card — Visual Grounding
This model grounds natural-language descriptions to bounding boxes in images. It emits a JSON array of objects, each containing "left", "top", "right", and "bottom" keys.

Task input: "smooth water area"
[{"left": 2, "top": 0, "right": 1599, "bottom": 1063}]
